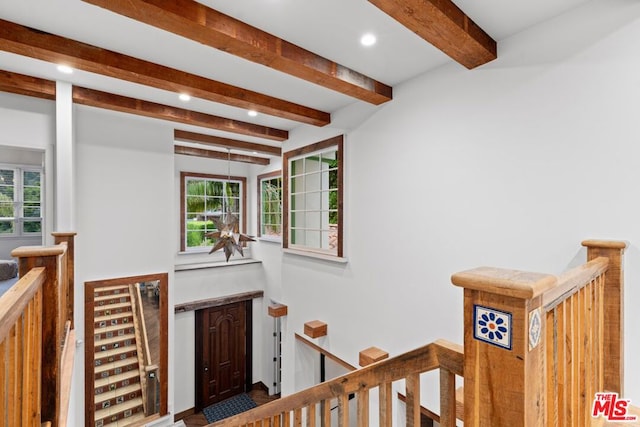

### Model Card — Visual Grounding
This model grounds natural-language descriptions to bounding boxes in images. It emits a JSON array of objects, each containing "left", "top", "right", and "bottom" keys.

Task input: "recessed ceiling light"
[
  {"left": 57, "top": 65, "right": 73, "bottom": 74},
  {"left": 360, "top": 33, "right": 377, "bottom": 47},
  {"left": 248, "top": 110, "right": 258, "bottom": 117},
  {"left": 179, "top": 93, "right": 191, "bottom": 102}
]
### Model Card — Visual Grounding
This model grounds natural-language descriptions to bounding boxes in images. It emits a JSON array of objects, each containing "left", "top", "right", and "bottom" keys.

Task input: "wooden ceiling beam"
[
  {"left": 0, "top": 69, "right": 287, "bottom": 140},
  {"left": 82, "top": 0, "right": 393, "bottom": 105},
  {"left": 0, "top": 18, "right": 330, "bottom": 126},
  {"left": 174, "top": 130, "right": 281, "bottom": 157},
  {"left": 368, "top": 0, "right": 497, "bottom": 69},
  {"left": 174, "top": 145, "right": 270, "bottom": 166},
  {"left": 0, "top": 70, "right": 56, "bottom": 100},
  {"left": 72, "top": 87, "right": 288, "bottom": 141}
]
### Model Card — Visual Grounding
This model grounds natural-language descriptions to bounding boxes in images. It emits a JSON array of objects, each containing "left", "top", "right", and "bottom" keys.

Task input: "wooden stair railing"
[
  {"left": 131, "top": 282, "right": 159, "bottom": 416},
  {"left": 452, "top": 239, "right": 627, "bottom": 426},
  {"left": 0, "top": 267, "right": 45, "bottom": 427},
  {"left": 1, "top": 232, "right": 76, "bottom": 427},
  {"left": 210, "top": 339, "right": 463, "bottom": 427}
]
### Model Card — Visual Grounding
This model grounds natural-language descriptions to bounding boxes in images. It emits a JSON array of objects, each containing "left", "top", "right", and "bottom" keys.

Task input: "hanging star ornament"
[{"left": 205, "top": 210, "right": 255, "bottom": 262}]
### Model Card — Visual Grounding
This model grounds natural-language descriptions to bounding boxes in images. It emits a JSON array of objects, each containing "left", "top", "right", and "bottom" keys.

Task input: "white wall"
[
  {"left": 265, "top": 0, "right": 640, "bottom": 409},
  {"left": 73, "top": 106, "right": 176, "bottom": 424},
  {"left": 0, "top": 92, "right": 55, "bottom": 150},
  {"left": 0, "top": 93, "right": 54, "bottom": 258}
]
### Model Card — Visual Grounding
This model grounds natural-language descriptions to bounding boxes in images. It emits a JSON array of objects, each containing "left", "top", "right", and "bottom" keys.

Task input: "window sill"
[
  {"left": 176, "top": 246, "right": 254, "bottom": 266},
  {"left": 258, "top": 236, "right": 282, "bottom": 244},
  {"left": 177, "top": 245, "right": 251, "bottom": 256},
  {"left": 177, "top": 247, "right": 215, "bottom": 255},
  {"left": 175, "top": 258, "right": 262, "bottom": 272},
  {"left": 0, "top": 234, "right": 43, "bottom": 239},
  {"left": 282, "top": 248, "right": 348, "bottom": 264}
]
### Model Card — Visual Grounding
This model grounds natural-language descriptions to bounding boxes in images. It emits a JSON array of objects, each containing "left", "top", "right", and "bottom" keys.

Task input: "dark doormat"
[{"left": 203, "top": 393, "right": 257, "bottom": 423}]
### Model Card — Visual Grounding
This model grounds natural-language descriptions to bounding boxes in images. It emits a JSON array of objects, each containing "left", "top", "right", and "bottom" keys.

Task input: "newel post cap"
[{"left": 451, "top": 266, "right": 556, "bottom": 299}]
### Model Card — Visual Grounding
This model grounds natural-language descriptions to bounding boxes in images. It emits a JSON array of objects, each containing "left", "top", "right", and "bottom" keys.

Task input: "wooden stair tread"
[
  {"left": 94, "top": 302, "right": 132, "bottom": 312},
  {"left": 94, "top": 344, "right": 137, "bottom": 360},
  {"left": 95, "top": 333, "right": 135, "bottom": 346},
  {"left": 95, "top": 357, "right": 138, "bottom": 374},
  {"left": 94, "top": 293, "right": 131, "bottom": 302},
  {"left": 95, "top": 322, "right": 133, "bottom": 332},
  {"left": 101, "top": 412, "right": 146, "bottom": 427},
  {"left": 95, "top": 285, "right": 130, "bottom": 293},
  {"left": 94, "top": 370, "right": 140, "bottom": 388},
  {"left": 95, "top": 383, "right": 142, "bottom": 405},
  {"left": 94, "top": 312, "right": 133, "bottom": 324},
  {"left": 94, "top": 396, "right": 143, "bottom": 419}
]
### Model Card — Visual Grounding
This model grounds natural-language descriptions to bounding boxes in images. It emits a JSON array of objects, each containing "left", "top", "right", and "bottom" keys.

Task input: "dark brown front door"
[{"left": 195, "top": 301, "right": 250, "bottom": 409}]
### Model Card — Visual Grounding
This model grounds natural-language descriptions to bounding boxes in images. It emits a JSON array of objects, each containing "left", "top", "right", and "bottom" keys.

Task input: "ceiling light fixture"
[
  {"left": 248, "top": 110, "right": 258, "bottom": 117},
  {"left": 360, "top": 33, "right": 377, "bottom": 47},
  {"left": 57, "top": 65, "right": 73, "bottom": 74},
  {"left": 179, "top": 93, "right": 191, "bottom": 102}
]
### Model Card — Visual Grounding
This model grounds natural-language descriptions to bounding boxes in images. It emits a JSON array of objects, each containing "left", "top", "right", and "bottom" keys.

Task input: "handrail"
[
  {"left": 211, "top": 339, "right": 463, "bottom": 427},
  {"left": 542, "top": 256, "right": 608, "bottom": 310},
  {"left": 58, "top": 321, "right": 75, "bottom": 427},
  {"left": 0, "top": 267, "right": 46, "bottom": 341},
  {"left": 294, "top": 332, "right": 357, "bottom": 372},
  {"left": 134, "top": 283, "right": 153, "bottom": 367},
  {"left": 131, "top": 282, "right": 158, "bottom": 416},
  {"left": 130, "top": 283, "right": 150, "bottom": 414}
]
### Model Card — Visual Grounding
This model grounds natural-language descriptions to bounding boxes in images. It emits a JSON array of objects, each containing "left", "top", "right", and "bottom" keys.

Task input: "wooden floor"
[{"left": 181, "top": 389, "right": 279, "bottom": 426}]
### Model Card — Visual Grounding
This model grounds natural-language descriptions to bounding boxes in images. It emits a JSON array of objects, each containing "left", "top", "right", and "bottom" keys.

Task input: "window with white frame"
[
  {"left": 0, "top": 166, "right": 43, "bottom": 236},
  {"left": 257, "top": 170, "right": 282, "bottom": 241},
  {"left": 180, "top": 172, "right": 246, "bottom": 252},
  {"left": 283, "top": 135, "right": 343, "bottom": 257}
]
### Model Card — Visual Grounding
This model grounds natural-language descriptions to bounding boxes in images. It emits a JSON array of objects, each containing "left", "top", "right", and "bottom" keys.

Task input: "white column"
[{"left": 55, "top": 81, "right": 75, "bottom": 231}]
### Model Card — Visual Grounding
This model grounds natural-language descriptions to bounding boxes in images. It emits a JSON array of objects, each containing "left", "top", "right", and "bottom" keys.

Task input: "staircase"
[
  {"left": 209, "top": 240, "right": 632, "bottom": 427},
  {"left": 92, "top": 285, "right": 147, "bottom": 426}
]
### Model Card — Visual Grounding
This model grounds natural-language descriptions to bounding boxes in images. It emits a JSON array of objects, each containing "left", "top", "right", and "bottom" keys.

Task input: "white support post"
[{"left": 55, "top": 81, "right": 75, "bottom": 231}]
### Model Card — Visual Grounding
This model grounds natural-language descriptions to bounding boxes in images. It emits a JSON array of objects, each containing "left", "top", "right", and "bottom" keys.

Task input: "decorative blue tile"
[
  {"left": 474, "top": 305, "right": 512, "bottom": 350},
  {"left": 529, "top": 308, "right": 542, "bottom": 350}
]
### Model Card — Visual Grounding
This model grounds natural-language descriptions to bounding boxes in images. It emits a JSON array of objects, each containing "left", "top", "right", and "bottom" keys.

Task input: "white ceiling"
[{"left": 0, "top": 0, "right": 592, "bottom": 146}]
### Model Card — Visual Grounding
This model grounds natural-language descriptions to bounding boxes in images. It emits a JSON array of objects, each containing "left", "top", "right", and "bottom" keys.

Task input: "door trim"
[{"left": 175, "top": 290, "right": 263, "bottom": 313}]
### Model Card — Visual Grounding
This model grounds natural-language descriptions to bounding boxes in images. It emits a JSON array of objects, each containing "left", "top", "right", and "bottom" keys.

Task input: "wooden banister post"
[
  {"left": 581, "top": 240, "right": 627, "bottom": 394},
  {"left": 52, "top": 232, "right": 76, "bottom": 329},
  {"left": 452, "top": 267, "right": 556, "bottom": 426},
  {"left": 11, "top": 245, "right": 65, "bottom": 427}
]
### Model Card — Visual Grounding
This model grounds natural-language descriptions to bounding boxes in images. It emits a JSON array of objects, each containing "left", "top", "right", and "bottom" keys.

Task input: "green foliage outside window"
[
  {"left": 0, "top": 168, "right": 42, "bottom": 235},
  {"left": 184, "top": 176, "right": 241, "bottom": 249},
  {"left": 261, "top": 177, "right": 282, "bottom": 236}
]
